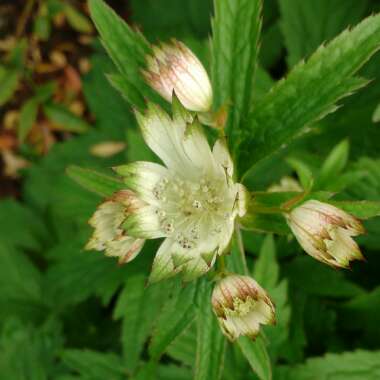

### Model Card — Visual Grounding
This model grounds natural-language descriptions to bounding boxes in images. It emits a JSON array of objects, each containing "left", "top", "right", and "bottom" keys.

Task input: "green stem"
[
  {"left": 235, "top": 223, "right": 249, "bottom": 275},
  {"left": 218, "top": 255, "right": 226, "bottom": 274}
]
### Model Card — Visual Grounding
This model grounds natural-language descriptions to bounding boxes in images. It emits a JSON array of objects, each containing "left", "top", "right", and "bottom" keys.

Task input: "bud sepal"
[
  {"left": 143, "top": 39, "right": 212, "bottom": 112},
  {"left": 286, "top": 199, "right": 365, "bottom": 268},
  {"left": 211, "top": 274, "right": 275, "bottom": 341}
]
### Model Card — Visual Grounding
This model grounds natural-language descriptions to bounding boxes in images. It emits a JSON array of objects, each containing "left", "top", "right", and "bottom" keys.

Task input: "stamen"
[{"left": 192, "top": 200, "right": 202, "bottom": 209}]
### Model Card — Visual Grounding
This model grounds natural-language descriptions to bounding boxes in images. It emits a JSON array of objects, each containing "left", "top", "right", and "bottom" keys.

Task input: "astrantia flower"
[
  {"left": 212, "top": 275, "right": 275, "bottom": 340},
  {"left": 143, "top": 39, "right": 212, "bottom": 112},
  {"left": 86, "top": 190, "right": 145, "bottom": 264},
  {"left": 286, "top": 200, "right": 365, "bottom": 268},
  {"left": 111, "top": 101, "right": 247, "bottom": 282}
]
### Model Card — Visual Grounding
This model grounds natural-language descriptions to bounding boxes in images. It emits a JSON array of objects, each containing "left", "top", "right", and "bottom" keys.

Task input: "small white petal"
[
  {"left": 124, "top": 205, "right": 165, "bottom": 239},
  {"left": 212, "top": 139, "right": 234, "bottom": 178},
  {"left": 182, "top": 121, "right": 216, "bottom": 175},
  {"left": 105, "top": 237, "right": 145, "bottom": 264},
  {"left": 114, "top": 161, "right": 169, "bottom": 204},
  {"left": 149, "top": 238, "right": 179, "bottom": 283},
  {"left": 135, "top": 104, "right": 194, "bottom": 174}
]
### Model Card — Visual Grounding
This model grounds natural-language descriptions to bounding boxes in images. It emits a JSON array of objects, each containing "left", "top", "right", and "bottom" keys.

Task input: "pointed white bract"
[
  {"left": 286, "top": 200, "right": 365, "bottom": 268},
  {"left": 212, "top": 275, "right": 275, "bottom": 341},
  {"left": 112, "top": 102, "right": 247, "bottom": 282},
  {"left": 86, "top": 190, "right": 145, "bottom": 264},
  {"left": 143, "top": 40, "right": 212, "bottom": 112}
]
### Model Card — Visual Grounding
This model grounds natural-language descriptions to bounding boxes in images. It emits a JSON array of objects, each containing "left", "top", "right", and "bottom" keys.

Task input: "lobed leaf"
[
  {"left": 194, "top": 281, "right": 226, "bottom": 380},
  {"left": 88, "top": 0, "right": 160, "bottom": 108},
  {"left": 275, "top": 349, "right": 380, "bottom": 380},
  {"left": 211, "top": 0, "right": 262, "bottom": 148},
  {"left": 238, "top": 13, "right": 380, "bottom": 176},
  {"left": 61, "top": 349, "right": 125, "bottom": 380},
  {"left": 149, "top": 281, "right": 198, "bottom": 359},
  {"left": 237, "top": 335, "right": 272, "bottom": 380}
]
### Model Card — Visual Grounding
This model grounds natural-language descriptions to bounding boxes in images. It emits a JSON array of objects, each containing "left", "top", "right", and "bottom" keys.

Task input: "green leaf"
[
  {"left": 286, "top": 157, "right": 313, "bottom": 190},
  {"left": 238, "top": 13, "right": 380, "bottom": 176},
  {"left": 35, "top": 81, "right": 56, "bottom": 102},
  {"left": 149, "top": 281, "right": 197, "bottom": 359},
  {"left": 211, "top": 0, "right": 262, "bottom": 147},
  {"left": 226, "top": 236, "right": 248, "bottom": 275},
  {"left": 194, "top": 281, "right": 226, "bottom": 380},
  {"left": 63, "top": 4, "right": 93, "bottom": 34},
  {"left": 284, "top": 256, "right": 364, "bottom": 298},
  {"left": 252, "top": 237, "right": 291, "bottom": 360},
  {"left": 373, "top": 102, "right": 380, "bottom": 122},
  {"left": 341, "top": 286, "right": 380, "bottom": 343},
  {"left": 279, "top": 0, "right": 370, "bottom": 67},
  {"left": 249, "top": 191, "right": 301, "bottom": 210},
  {"left": 0, "top": 200, "right": 45, "bottom": 251},
  {"left": 265, "top": 280, "right": 291, "bottom": 360},
  {"left": 125, "top": 128, "right": 157, "bottom": 162},
  {"left": 33, "top": 13, "right": 51, "bottom": 40},
  {"left": 237, "top": 335, "right": 272, "bottom": 380},
  {"left": 130, "top": 0, "right": 212, "bottom": 40},
  {"left": 241, "top": 213, "right": 290, "bottom": 235},
  {"left": 0, "top": 243, "right": 45, "bottom": 323},
  {"left": 166, "top": 322, "right": 197, "bottom": 367},
  {"left": 275, "top": 350, "right": 380, "bottom": 380},
  {"left": 18, "top": 98, "right": 39, "bottom": 142},
  {"left": 0, "top": 318, "right": 63, "bottom": 380},
  {"left": 66, "top": 165, "right": 125, "bottom": 197},
  {"left": 83, "top": 54, "right": 136, "bottom": 133},
  {"left": 253, "top": 235, "right": 279, "bottom": 289},
  {"left": 327, "top": 170, "right": 366, "bottom": 192},
  {"left": 88, "top": 0, "right": 159, "bottom": 108},
  {"left": 45, "top": 242, "right": 128, "bottom": 307},
  {"left": 315, "top": 139, "right": 349, "bottom": 189},
  {"left": 327, "top": 200, "right": 380, "bottom": 219},
  {"left": 114, "top": 274, "right": 172, "bottom": 373},
  {"left": 157, "top": 364, "right": 192, "bottom": 380},
  {"left": 44, "top": 103, "right": 90, "bottom": 133},
  {"left": 0, "top": 67, "right": 19, "bottom": 106},
  {"left": 61, "top": 349, "right": 125, "bottom": 380},
  {"left": 107, "top": 73, "right": 145, "bottom": 110}
]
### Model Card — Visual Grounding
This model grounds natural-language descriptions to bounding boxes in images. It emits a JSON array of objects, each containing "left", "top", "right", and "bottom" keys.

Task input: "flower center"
[
  {"left": 225, "top": 297, "right": 257, "bottom": 318},
  {"left": 152, "top": 175, "right": 232, "bottom": 248}
]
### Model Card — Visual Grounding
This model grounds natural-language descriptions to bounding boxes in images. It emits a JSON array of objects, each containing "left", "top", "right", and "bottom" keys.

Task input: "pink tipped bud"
[
  {"left": 143, "top": 40, "right": 212, "bottom": 112},
  {"left": 211, "top": 275, "right": 275, "bottom": 341},
  {"left": 86, "top": 190, "right": 145, "bottom": 264},
  {"left": 286, "top": 200, "right": 365, "bottom": 268}
]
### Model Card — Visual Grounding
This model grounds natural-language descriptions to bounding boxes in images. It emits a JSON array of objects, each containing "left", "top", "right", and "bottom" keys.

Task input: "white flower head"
[
  {"left": 286, "top": 200, "right": 365, "bottom": 268},
  {"left": 212, "top": 275, "right": 275, "bottom": 341},
  {"left": 86, "top": 190, "right": 145, "bottom": 264},
  {"left": 142, "top": 39, "right": 212, "bottom": 112},
  {"left": 112, "top": 101, "right": 247, "bottom": 283}
]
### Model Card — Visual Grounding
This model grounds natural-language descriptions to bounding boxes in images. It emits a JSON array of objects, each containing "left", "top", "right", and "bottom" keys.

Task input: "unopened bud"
[
  {"left": 86, "top": 190, "right": 145, "bottom": 264},
  {"left": 143, "top": 40, "right": 212, "bottom": 112},
  {"left": 286, "top": 200, "right": 365, "bottom": 268},
  {"left": 211, "top": 274, "right": 275, "bottom": 341}
]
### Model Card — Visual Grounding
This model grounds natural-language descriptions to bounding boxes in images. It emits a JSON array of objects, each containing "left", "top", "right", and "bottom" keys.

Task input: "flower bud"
[
  {"left": 211, "top": 275, "right": 275, "bottom": 341},
  {"left": 86, "top": 190, "right": 145, "bottom": 264},
  {"left": 286, "top": 200, "right": 365, "bottom": 268},
  {"left": 143, "top": 39, "right": 212, "bottom": 112}
]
